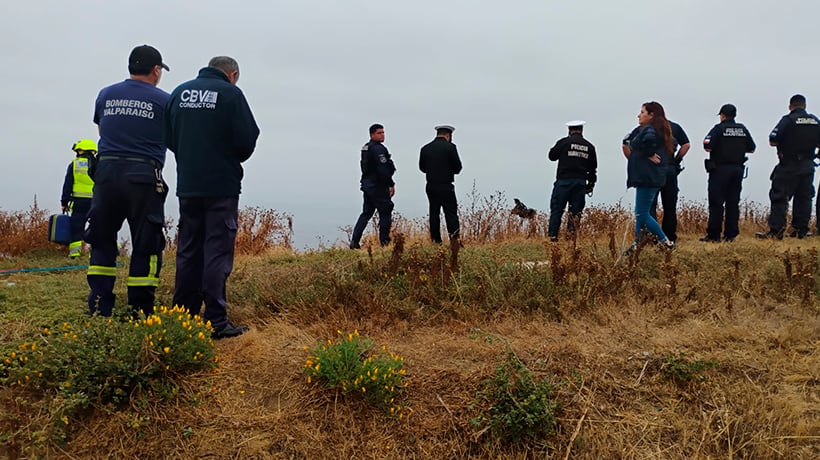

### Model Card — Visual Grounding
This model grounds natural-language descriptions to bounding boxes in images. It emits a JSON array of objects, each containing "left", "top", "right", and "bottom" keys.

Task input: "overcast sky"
[{"left": 2, "top": 1, "right": 818, "bottom": 249}]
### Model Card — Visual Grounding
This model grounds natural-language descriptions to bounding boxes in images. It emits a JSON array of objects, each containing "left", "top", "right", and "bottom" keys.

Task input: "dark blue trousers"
[
  {"left": 426, "top": 183, "right": 459, "bottom": 243},
  {"left": 548, "top": 178, "right": 586, "bottom": 238},
  {"left": 69, "top": 198, "right": 92, "bottom": 252},
  {"left": 172, "top": 196, "right": 239, "bottom": 331},
  {"left": 768, "top": 166, "right": 815, "bottom": 234},
  {"left": 86, "top": 159, "right": 167, "bottom": 317},
  {"left": 649, "top": 170, "right": 679, "bottom": 242},
  {"left": 817, "top": 177, "right": 820, "bottom": 233},
  {"left": 351, "top": 187, "right": 393, "bottom": 246},
  {"left": 706, "top": 165, "right": 744, "bottom": 240}
]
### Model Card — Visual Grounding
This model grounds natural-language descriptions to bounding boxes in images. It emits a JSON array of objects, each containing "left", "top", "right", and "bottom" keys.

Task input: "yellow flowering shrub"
[
  {"left": 303, "top": 330, "right": 406, "bottom": 416},
  {"left": 0, "top": 306, "right": 217, "bottom": 413}
]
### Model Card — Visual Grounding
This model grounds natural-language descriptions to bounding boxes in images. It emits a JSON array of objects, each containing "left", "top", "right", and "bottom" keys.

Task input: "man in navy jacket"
[
  {"left": 165, "top": 56, "right": 260, "bottom": 339},
  {"left": 350, "top": 123, "right": 396, "bottom": 248}
]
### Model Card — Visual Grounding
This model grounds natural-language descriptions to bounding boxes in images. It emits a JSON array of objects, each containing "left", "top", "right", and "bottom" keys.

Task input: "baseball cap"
[
  {"left": 718, "top": 104, "right": 736, "bottom": 117},
  {"left": 128, "top": 45, "right": 170, "bottom": 73}
]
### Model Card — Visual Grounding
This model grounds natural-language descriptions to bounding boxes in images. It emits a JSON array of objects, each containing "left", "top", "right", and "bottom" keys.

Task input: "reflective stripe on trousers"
[
  {"left": 127, "top": 255, "right": 160, "bottom": 287},
  {"left": 88, "top": 265, "right": 116, "bottom": 277}
]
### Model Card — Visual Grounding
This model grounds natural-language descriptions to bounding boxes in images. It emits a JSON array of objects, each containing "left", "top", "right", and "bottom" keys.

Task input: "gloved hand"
[
  {"left": 61, "top": 203, "right": 70, "bottom": 214},
  {"left": 585, "top": 182, "right": 595, "bottom": 195}
]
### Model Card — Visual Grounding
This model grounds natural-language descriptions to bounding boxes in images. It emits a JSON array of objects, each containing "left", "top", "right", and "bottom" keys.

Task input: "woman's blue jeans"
[{"left": 634, "top": 187, "right": 668, "bottom": 243}]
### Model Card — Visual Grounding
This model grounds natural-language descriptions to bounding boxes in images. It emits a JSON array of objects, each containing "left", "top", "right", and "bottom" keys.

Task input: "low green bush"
[
  {"left": 661, "top": 352, "right": 718, "bottom": 384},
  {"left": 303, "top": 330, "right": 406, "bottom": 416},
  {"left": 1, "top": 305, "right": 217, "bottom": 418},
  {"left": 471, "top": 349, "right": 562, "bottom": 444}
]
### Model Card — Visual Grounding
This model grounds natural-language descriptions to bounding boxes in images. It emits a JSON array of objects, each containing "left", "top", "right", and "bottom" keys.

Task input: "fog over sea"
[{"left": 3, "top": 1, "right": 818, "bottom": 250}]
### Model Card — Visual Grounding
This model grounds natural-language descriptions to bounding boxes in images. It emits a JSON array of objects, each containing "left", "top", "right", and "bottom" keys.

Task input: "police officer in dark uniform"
[
  {"left": 86, "top": 45, "right": 170, "bottom": 317},
  {"left": 757, "top": 94, "right": 820, "bottom": 239},
  {"left": 350, "top": 123, "right": 396, "bottom": 248},
  {"left": 419, "top": 124, "right": 463, "bottom": 244},
  {"left": 623, "top": 118, "right": 690, "bottom": 242},
  {"left": 547, "top": 120, "right": 597, "bottom": 241},
  {"left": 701, "top": 104, "right": 756, "bottom": 242}
]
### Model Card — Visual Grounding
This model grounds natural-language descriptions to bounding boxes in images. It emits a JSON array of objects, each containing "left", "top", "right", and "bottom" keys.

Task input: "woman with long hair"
[{"left": 624, "top": 101, "right": 675, "bottom": 254}]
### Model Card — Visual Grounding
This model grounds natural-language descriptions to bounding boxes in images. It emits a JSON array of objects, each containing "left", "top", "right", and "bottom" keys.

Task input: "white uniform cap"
[
  {"left": 565, "top": 120, "right": 586, "bottom": 127},
  {"left": 434, "top": 124, "right": 456, "bottom": 133}
]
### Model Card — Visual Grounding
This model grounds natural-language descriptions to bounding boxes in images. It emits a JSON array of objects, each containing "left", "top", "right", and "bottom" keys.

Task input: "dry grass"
[
  {"left": 54, "top": 289, "right": 819, "bottom": 459},
  {"left": 0, "top": 199, "right": 62, "bottom": 258},
  {"left": 0, "top": 197, "right": 818, "bottom": 459},
  {"left": 165, "top": 207, "right": 294, "bottom": 255}
]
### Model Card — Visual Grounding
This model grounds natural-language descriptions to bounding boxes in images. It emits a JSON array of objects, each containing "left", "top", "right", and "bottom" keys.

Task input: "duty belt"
[
  {"left": 99, "top": 155, "right": 163, "bottom": 170},
  {"left": 100, "top": 155, "right": 166, "bottom": 193}
]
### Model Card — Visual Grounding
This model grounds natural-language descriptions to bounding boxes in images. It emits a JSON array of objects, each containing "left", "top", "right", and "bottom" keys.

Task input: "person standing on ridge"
[
  {"left": 165, "top": 56, "right": 260, "bottom": 339},
  {"left": 419, "top": 124, "right": 463, "bottom": 244},
  {"left": 85, "top": 44, "right": 170, "bottom": 318},
  {"left": 60, "top": 139, "right": 97, "bottom": 258},
  {"left": 701, "top": 104, "right": 756, "bottom": 242},
  {"left": 756, "top": 94, "right": 820, "bottom": 239},
  {"left": 623, "top": 114, "right": 690, "bottom": 242},
  {"left": 623, "top": 102, "right": 676, "bottom": 254},
  {"left": 547, "top": 120, "right": 597, "bottom": 242},
  {"left": 350, "top": 123, "right": 395, "bottom": 249}
]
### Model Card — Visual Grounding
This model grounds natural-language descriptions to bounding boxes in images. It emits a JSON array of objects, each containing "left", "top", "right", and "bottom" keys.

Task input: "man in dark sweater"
[
  {"left": 165, "top": 56, "right": 260, "bottom": 339},
  {"left": 419, "top": 124, "right": 463, "bottom": 244},
  {"left": 547, "top": 121, "right": 597, "bottom": 241}
]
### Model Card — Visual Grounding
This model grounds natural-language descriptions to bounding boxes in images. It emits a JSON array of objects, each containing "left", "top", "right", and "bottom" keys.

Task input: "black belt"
[{"left": 99, "top": 155, "right": 162, "bottom": 169}]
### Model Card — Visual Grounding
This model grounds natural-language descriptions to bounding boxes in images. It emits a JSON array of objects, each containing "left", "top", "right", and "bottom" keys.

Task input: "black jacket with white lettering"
[
  {"left": 703, "top": 119, "right": 756, "bottom": 165},
  {"left": 548, "top": 133, "right": 597, "bottom": 183},
  {"left": 165, "top": 67, "right": 260, "bottom": 197},
  {"left": 769, "top": 108, "right": 820, "bottom": 166}
]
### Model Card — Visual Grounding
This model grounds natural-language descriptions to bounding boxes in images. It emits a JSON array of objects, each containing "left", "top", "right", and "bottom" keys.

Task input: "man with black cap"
[
  {"left": 701, "top": 104, "right": 756, "bottom": 242},
  {"left": 622, "top": 116, "right": 690, "bottom": 242},
  {"left": 85, "top": 45, "right": 170, "bottom": 318},
  {"left": 757, "top": 94, "right": 820, "bottom": 239},
  {"left": 547, "top": 120, "right": 597, "bottom": 241},
  {"left": 419, "top": 124, "right": 463, "bottom": 244}
]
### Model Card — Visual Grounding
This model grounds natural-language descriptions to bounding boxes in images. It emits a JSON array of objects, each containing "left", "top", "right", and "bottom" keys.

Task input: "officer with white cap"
[
  {"left": 419, "top": 124, "right": 463, "bottom": 243},
  {"left": 547, "top": 120, "right": 597, "bottom": 241}
]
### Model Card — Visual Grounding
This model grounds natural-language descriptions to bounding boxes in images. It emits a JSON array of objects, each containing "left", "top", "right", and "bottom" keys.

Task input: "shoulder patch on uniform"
[{"left": 379, "top": 154, "right": 387, "bottom": 163}]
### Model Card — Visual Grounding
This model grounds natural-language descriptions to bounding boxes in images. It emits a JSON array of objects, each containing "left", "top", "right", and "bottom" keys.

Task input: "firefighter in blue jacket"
[
  {"left": 60, "top": 139, "right": 97, "bottom": 258},
  {"left": 350, "top": 123, "right": 396, "bottom": 248},
  {"left": 86, "top": 44, "right": 170, "bottom": 318}
]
